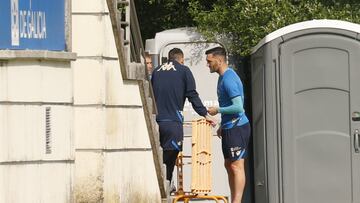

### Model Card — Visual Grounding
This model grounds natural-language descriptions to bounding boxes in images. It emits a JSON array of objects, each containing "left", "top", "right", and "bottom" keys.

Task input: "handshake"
[
  {"left": 204, "top": 106, "right": 219, "bottom": 127},
  {"left": 204, "top": 106, "right": 222, "bottom": 138}
]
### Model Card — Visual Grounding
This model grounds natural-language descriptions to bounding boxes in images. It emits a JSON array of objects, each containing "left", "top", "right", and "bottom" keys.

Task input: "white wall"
[
  {"left": 72, "top": 0, "right": 161, "bottom": 202},
  {"left": 0, "top": 59, "right": 74, "bottom": 203}
]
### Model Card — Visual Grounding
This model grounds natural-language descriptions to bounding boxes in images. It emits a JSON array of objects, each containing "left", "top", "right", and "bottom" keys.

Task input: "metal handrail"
[
  {"left": 129, "top": 0, "right": 144, "bottom": 63},
  {"left": 107, "top": 0, "right": 166, "bottom": 200}
]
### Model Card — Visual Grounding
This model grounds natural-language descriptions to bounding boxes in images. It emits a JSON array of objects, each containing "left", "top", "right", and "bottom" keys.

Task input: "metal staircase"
[{"left": 106, "top": 0, "right": 168, "bottom": 201}]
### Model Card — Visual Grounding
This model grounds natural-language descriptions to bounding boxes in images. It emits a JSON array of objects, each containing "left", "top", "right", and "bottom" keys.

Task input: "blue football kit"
[
  {"left": 218, "top": 68, "right": 249, "bottom": 128},
  {"left": 151, "top": 59, "right": 207, "bottom": 181},
  {"left": 151, "top": 60, "right": 207, "bottom": 150},
  {"left": 217, "top": 68, "right": 251, "bottom": 161}
]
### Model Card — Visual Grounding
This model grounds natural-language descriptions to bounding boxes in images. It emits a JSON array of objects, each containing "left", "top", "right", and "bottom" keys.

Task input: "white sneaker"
[{"left": 170, "top": 180, "right": 176, "bottom": 195}]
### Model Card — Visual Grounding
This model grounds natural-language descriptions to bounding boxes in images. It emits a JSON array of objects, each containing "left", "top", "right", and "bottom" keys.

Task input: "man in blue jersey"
[
  {"left": 206, "top": 47, "right": 251, "bottom": 203},
  {"left": 151, "top": 48, "right": 216, "bottom": 186}
]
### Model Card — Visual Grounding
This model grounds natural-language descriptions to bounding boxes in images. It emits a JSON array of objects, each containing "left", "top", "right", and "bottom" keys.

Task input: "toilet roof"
[{"left": 252, "top": 19, "right": 360, "bottom": 54}]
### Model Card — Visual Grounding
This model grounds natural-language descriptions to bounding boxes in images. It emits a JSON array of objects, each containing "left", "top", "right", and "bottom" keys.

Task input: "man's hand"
[
  {"left": 205, "top": 114, "right": 217, "bottom": 127},
  {"left": 216, "top": 126, "right": 222, "bottom": 138},
  {"left": 207, "top": 107, "right": 219, "bottom": 116}
]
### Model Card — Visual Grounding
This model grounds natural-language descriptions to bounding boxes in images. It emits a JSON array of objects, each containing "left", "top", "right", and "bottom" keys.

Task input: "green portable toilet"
[{"left": 251, "top": 20, "right": 360, "bottom": 203}]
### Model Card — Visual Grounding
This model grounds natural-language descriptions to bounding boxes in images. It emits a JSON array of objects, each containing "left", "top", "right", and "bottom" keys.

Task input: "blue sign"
[{"left": 0, "top": 0, "right": 66, "bottom": 51}]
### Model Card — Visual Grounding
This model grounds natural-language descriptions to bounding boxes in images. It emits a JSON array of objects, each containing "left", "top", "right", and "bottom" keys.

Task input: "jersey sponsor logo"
[{"left": 157, "top": 62, "right": 177, "bottom": 71}]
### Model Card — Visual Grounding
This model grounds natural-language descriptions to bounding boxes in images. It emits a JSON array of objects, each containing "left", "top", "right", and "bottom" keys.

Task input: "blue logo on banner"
[{"left": 0, "top": 0, "right": 65, "bottom": 51}]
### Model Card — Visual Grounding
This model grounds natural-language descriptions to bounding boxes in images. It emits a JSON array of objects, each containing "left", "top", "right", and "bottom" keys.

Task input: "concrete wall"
[
  {"left": 0, "top": 56, "right": 75, "bottom": 203},
  {"left": 72, "top": 0, "right": 161, "bottom": 202}
]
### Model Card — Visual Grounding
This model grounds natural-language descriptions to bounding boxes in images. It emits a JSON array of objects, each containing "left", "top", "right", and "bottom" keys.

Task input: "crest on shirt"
[{"left": 157, "top": 62, "right": 177, "bottom": 71}]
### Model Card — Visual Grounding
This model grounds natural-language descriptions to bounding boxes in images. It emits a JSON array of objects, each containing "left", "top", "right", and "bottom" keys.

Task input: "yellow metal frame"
[
  {"left": 173, "top": 194, "right": 228, "bottom": 203},
  {"left": 173, "top": 119, "right": 228, "bottom": 203}
]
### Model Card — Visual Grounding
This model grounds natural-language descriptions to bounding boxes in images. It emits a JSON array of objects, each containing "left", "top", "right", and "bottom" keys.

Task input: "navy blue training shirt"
[{"left": 151, "top": 60, "right": 207, "bottom": 123}]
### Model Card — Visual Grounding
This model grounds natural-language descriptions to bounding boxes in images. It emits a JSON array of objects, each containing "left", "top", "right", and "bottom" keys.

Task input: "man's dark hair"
[
  {"left": 168, "top": 48, "right": 184, "bottom": 61},
  {"left": 205, "top": 46, "right": 226, "bottom": 59},
  {"left": 144, "top": 51, "right": 151, "bottom": 58}
]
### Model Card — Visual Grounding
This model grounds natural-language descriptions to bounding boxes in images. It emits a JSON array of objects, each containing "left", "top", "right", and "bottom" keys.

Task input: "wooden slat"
[{"left": 191, "top": 119, "right": 212, "bottom": 194}]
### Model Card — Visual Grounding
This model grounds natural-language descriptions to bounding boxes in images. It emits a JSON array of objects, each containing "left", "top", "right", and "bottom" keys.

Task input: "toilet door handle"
[{"left": 355, "top": 129, "right": 360, "bottom": 153}]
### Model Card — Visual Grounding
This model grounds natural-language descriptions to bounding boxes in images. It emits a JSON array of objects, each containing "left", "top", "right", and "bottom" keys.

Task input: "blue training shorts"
[
  {"left": 221, "top": 123, "right": 251, "bottom": 161},
  {"left": 158, "top": 121, "right": 183, "bottom": 151}
]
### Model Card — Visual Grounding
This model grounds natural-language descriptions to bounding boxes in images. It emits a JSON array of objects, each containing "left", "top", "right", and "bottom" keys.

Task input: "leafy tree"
[
  {"left": 136, "top": 0, "right": 360, "bottom": 56},
  {"left": 189, "top": 0, "right": 360, "bottom": 55},
  {"left": 135, "top": 0, "right": 195, "bottom": 41}
]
